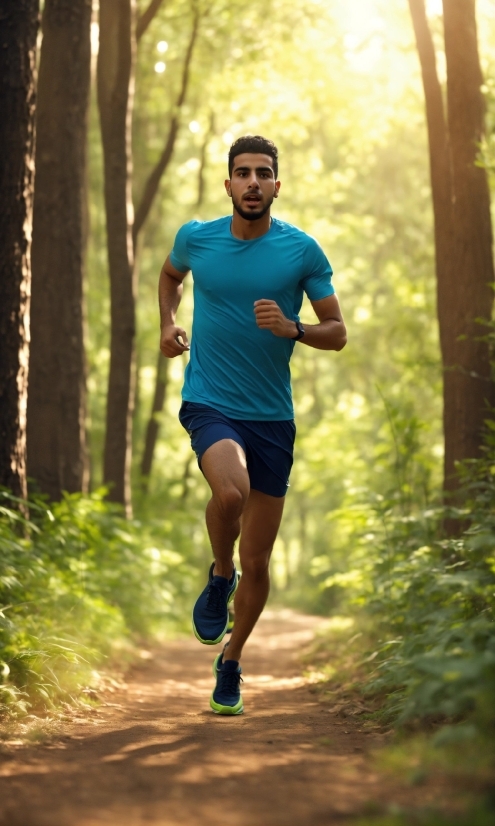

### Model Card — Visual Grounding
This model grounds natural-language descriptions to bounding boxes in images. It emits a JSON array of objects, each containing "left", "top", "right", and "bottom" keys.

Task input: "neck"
[{"left": 230, "top": 210, "right": 272, "bottom": 240}]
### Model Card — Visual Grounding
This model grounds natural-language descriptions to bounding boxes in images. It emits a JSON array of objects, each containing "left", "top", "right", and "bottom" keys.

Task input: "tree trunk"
[
  {"left": 408, "top": 0, "right": 494, "bottom": 501},
  {"left": 0, "top": 1, "right": 39, "bottom": 499},
  {"left": 97, "top": 0, "right": 136, "bottom": 516},
  {"left": 140, "top": 353, "right": 169, "bottom": 490},
  {"left": 27, "top": 0, "right": 91, "bottom": 501},
  {"left": 442, "top": 0, "right": 495, "bottom": 488}
]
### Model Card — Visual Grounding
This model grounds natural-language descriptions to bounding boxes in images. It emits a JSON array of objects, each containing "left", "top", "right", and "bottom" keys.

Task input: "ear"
[
  {"left": 224, "top": 179, "right": 232, "bottom": 197},
  {"left": 274, "top": 180, "right": 281, "bottom": 198}
]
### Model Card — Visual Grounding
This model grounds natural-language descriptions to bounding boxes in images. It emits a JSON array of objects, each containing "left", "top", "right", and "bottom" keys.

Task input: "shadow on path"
[{"left": 0, "top": 611, "right": 439, "bottom": 826}]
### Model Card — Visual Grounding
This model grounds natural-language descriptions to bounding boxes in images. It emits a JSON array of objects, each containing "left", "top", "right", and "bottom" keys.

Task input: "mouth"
[{"left": 243, "top": 194, "right": 262, "bottom": 207}]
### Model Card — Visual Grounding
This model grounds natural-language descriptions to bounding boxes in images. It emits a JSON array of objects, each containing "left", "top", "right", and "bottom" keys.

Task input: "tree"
[
  {"left": 0, "top": 1, "right": 39, "bottom": 498},
  {"left": 97, "top": 0, "right": 137, "bottom": 515},
  {"left": 408, "top": 0, "right": 495, "bottom": 498},
  {"left": 27, "top": 0, "right": 92, "bottom": 501},
  {"left": 99, "top": 0, "right": 199, "bottom": 513}
]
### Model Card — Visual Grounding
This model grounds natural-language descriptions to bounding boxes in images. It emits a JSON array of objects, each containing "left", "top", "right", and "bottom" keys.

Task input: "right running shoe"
[
  {"left": 192, "top": 563, "right": 239, "bottom": 645},
  {"left": 210, "top": 653, "right": 243, "bottom": 715}
]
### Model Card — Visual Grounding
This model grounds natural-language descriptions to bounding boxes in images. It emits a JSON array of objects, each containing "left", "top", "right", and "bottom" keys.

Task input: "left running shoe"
[
  {"left": 210, "top": 653, "right": 243, "bottom": 715},
  {"left": 192, "top": 563, "right": 239, "bottom": 645}
]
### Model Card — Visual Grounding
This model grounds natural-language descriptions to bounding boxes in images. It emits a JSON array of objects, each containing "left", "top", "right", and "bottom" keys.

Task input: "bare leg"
[
  {"left": 224, "top": 489, "right": 285, "bottom": 662},
  {"left": 201, "top": 439, "right": 250, "bottom": 580}
]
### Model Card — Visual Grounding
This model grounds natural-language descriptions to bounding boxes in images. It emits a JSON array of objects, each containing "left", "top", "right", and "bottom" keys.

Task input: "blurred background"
[{"left": 2, "top": 0, "right": 495, "bottom": 750}]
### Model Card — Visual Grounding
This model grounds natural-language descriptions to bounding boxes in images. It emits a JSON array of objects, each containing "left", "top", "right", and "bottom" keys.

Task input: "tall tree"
[
  {"left": 27, "top": 0, "right": 92, "bottom": 501},
  {"left": 98, "top": 0, "right": 137, "bottom": 515},
  {"left": 0, "top": 1, "right": 39, "bottom": 498},
  {"left": 98, "top": 0, "right": 199, "bottom": 512},
  {"left": 408, "top": 0, "right": 494, "bottom": 498}
]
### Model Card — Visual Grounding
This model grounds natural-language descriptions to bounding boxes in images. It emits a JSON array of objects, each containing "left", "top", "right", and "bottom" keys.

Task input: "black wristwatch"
[{"left": 292, "top": 321, "right": 305, "bottom": 341}]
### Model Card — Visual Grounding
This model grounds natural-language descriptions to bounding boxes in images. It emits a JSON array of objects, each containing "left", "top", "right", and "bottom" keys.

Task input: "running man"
[{"left": 159, "top": 135, "right": 346, "bottom": 715}]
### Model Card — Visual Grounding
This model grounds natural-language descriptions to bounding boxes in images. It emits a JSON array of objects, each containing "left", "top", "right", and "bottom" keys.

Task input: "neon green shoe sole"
[{"left": 210, "top": 653, "right": 244, "bottom": 715}]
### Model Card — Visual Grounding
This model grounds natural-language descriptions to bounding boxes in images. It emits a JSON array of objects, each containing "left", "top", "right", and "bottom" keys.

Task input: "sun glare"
[
  {"left": 426, "top": 0, "right": 443, "bottom": 16},
  {"left": 157, "top": 40, "right": 168, "bottom": 53},
  {"left": 154, "top": 61, "right": 166, "bottom": 74}
]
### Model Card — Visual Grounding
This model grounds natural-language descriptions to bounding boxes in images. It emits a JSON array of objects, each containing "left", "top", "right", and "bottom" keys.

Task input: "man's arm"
[
  {"left": 159, "top": 255, "right": 190, "bottom": 358},
  {"left": 253, "top": 294, "right": 347, "bottom": 351}
]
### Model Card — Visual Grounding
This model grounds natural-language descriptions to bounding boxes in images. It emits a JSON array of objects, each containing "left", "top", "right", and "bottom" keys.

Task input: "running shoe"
[
  {"left": 210, "top": 653, "right": 243, "bottom": 715},
  {"left": 192, "top": 563, "right": 239, "bottom": 645}
]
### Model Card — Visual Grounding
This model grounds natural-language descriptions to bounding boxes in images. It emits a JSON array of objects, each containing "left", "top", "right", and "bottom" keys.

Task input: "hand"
[
  {"left": 160, "top": 324, "right": 190, "bottom": 357},
  {"left": 253, "top": 299, "right": 297, "bottom": 338}
]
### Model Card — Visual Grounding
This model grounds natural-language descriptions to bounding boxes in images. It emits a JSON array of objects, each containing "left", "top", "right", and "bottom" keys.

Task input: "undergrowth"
[
  {"left": 313, "top": 417, "right": 495, "bottom": 743},
  {"left": 0, "top": 489, "right": 193, "bottom": 717}
]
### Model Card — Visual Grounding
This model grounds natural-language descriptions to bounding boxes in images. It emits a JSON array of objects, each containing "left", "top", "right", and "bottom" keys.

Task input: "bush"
[
  {"left": 0, "top": 489, "right": 193, "bottom": 716},
  {"left": 347, "top": 427, "right": 495, "bottom": 733}
]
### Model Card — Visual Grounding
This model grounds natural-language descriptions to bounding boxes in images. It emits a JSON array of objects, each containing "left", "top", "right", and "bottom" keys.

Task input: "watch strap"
[{"left": 292, "top": 321, "right": 305, "bottom": 341}]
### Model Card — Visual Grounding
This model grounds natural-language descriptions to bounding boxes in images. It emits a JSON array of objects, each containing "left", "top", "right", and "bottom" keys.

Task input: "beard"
[{"left": 232, "top": 194, "right": 274, "bottom": 221}]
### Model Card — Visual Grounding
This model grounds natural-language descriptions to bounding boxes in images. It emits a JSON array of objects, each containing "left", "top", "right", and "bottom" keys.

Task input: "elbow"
[{"left": 334, "top": 324, "right": 347, "bottom": 351}]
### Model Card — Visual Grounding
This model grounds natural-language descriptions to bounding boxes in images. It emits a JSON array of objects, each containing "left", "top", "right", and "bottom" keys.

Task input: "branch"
[
  {"left": 136, "top": 0, "right": 166, "bottom": 41},
  {"left": 133, "top": 7, "right": 200, "bottom": 245}
]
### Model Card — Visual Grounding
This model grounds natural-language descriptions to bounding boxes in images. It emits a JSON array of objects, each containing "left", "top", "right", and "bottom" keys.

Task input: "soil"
[{"left": 0, "top": 610, "right": 472, "bottom": 825}]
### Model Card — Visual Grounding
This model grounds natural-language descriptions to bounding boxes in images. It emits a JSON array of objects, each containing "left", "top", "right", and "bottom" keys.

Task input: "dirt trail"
[{"left": 0, "top": 611, "right": 448, "bottom": 826}]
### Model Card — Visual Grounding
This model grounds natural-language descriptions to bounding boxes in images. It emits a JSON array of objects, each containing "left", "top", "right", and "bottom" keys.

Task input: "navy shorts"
[{"left": 178, "top": 401, "right": 295, "bottom": 498}]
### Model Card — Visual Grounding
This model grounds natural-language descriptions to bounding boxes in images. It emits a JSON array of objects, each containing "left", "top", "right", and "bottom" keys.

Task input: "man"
[{"left": 159, "top": 135, "right": 346, "bottom": 715}]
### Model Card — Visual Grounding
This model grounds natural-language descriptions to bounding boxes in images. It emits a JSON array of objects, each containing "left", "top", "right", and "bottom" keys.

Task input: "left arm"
[{"left": 253, "top": 294, "right": 347, "bottom": 351}]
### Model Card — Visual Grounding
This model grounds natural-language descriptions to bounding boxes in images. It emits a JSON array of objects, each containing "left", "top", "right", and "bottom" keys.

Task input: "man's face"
[{"left": 225, "top": 153, "right": 281, "bottom": 221}]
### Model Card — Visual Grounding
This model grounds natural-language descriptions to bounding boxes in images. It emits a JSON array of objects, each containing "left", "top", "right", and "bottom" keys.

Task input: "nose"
[{"left": 247, "top": 171, "right": 260, "bottom": 188}]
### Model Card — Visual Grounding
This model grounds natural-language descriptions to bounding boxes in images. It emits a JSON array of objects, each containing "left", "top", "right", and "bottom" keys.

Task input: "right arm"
[{"left": 159, "top": 255, "right": 190, "bottom": 358}]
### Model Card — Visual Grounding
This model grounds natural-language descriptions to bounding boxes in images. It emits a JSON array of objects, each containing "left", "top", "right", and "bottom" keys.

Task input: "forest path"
[{"left": 0, "top": 611, "right": 447, "bottom": 826}]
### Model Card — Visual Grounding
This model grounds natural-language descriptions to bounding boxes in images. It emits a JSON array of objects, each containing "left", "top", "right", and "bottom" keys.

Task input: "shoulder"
[
  {"left": 270, "top": 218, "right": 325, "bottom": 255},
  {"left": 271, "top": 218, "right": 320, "bottom": 247},
  {"left": 175, "top": 216, "right": 230, "bottom": 244},
  {"left": 181, "top": 216, "right": 230, "bottom": 235}
]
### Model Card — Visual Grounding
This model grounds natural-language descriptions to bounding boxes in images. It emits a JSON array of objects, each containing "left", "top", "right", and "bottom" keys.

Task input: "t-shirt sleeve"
[
  {"left": 300, "top": 236, "right": 335, "bottom": 301},
  {"left": 170, "top": 221, "right": 198, "bottom": 272}
]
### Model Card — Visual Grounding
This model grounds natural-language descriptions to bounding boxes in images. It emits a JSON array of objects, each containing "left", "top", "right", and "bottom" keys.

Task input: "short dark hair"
[{"left": 228, "top": 135, "right": 278, "bottom": 179}]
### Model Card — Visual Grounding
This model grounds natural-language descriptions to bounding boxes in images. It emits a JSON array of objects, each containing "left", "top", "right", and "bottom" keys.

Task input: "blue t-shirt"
[{"left": 170, "top": 215, "right": 334, "bottom": 420}]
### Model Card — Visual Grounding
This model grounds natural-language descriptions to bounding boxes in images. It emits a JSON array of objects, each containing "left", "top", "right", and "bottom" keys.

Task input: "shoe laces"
[
  {"left": 205, "top": 579, "right": 227, "bottom": 615},
  {"left": 218, "top": 666, "right": 243, "bottom": 693}
]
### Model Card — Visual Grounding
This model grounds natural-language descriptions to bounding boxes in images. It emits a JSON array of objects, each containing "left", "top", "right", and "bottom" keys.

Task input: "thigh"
[
  {"left": 239, "top": 489, "right": 285, "bottom": 564},
  {"left": 201, "top": 439, "right": 250, "bottom": 501}
]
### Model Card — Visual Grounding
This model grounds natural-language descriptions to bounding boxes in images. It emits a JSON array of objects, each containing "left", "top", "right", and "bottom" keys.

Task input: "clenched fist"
[
  {"left": 160, "top": 324, "right": 190, "bottom": 357},
  {"left": 253, "top": 299, "right": 297, "bottom": 338}
]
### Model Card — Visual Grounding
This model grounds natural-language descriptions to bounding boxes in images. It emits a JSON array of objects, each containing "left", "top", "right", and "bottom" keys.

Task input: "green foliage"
[
  {"left": 319, "top": 422, "right": 495, "bottom": 734},
  {"left": 0, "top": 490, "right": 193, "bottom": 716}
]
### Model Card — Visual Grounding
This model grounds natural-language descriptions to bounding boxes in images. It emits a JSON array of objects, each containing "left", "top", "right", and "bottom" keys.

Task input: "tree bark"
[
  {"left": 441, "top": 0, "right": 495, "bottom": 488},
  {"left": 0, "top": 1, "right": 39, "bottom": 499},
  {"left": 27, "top": 0, "right": 91, "bottom": 501},
  {"left": 140, "top": 353, "right": 169, "bottom": 489},
  {"left": 408, "top": 0, "right": 494, "bottom": 499},
  {"left": 98, "top": 0, "right": 136, "bottom": 516}
]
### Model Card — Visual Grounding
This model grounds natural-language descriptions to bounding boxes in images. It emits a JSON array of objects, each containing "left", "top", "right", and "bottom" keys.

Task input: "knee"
[
  {"left": 239, "top": 553, "right": 271, "bottom": 580},
  {"left": 214, "top": 485, "right": 246, "bottom": 522}
]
